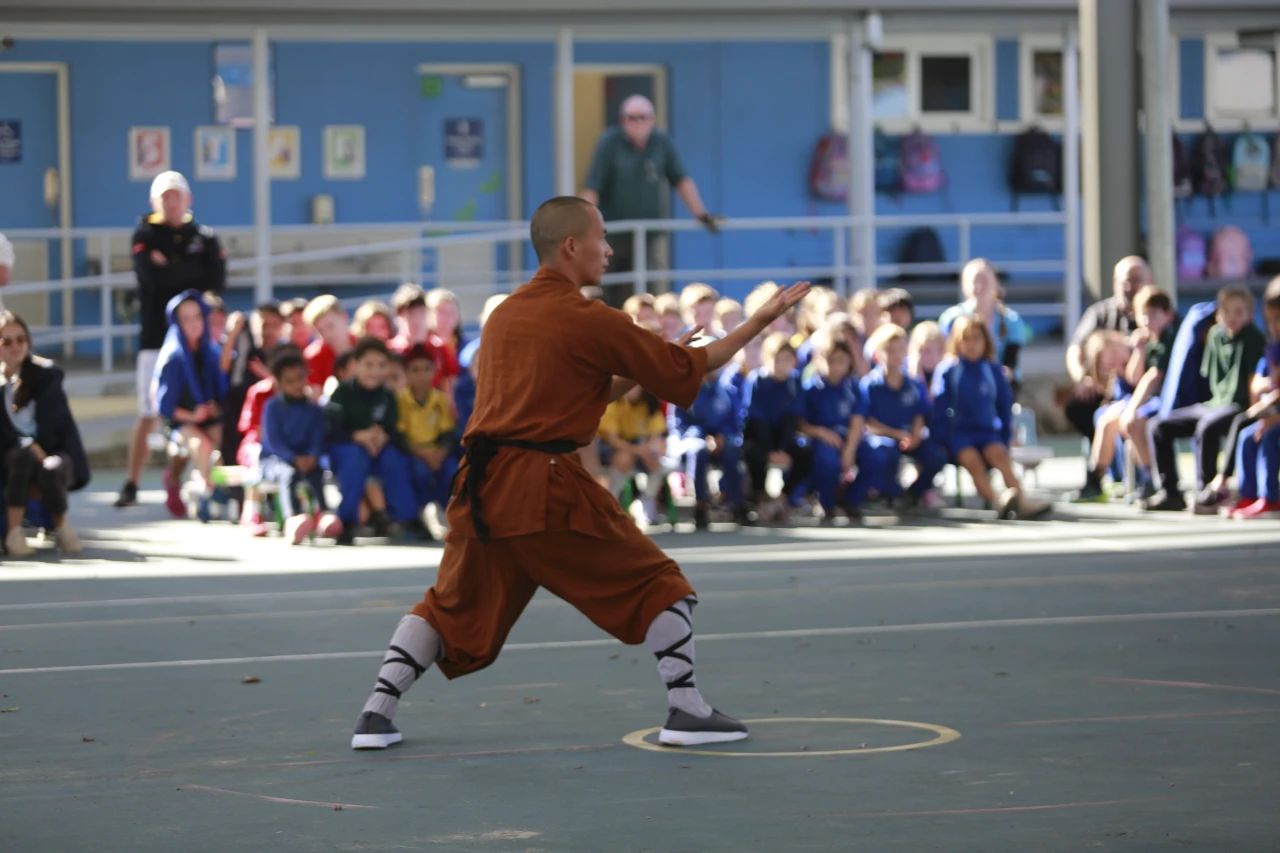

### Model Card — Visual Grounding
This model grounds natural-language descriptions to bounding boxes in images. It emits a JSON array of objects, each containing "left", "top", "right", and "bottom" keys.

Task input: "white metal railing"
[{"left": 2, "top": 211, "right": 1074, "bottom": 373}]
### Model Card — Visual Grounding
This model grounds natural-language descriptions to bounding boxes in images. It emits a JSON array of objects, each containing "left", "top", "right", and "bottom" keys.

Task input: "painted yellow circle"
[{"left": 622, "top": 716, "right": 960, "bottom": 757}]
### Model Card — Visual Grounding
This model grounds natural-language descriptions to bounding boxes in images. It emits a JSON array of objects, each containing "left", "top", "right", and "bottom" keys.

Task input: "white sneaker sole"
[
  {"left": 351, "top": 731, "right": 402, "bottom": 750},
  {"left": 657, "top": 728, "right": 749, "bottom": 747}
]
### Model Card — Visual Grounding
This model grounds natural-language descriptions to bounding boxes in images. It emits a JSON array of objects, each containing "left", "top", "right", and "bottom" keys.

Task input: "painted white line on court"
[
  {"left": 5, "top": 563, "right": 1277, "bottom": 631},
  {"left": 2, "top": 606, "right": 1275, "bottom": 676},
  {"left": 1, "top": 527, "right": 1276, "bottom": 583}
]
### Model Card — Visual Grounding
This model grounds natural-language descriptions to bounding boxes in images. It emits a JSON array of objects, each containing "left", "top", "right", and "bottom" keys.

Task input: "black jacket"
[
  {"left": 131, "top": 213, "right": 226, "bottom": 350},
  {"left": 0, "top": 356, "right": 91, "bottom": 491}
]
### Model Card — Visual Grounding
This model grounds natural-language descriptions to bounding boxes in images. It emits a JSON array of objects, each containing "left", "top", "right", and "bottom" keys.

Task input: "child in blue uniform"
[
  {"left": 669, "top": 344, "right": 747, "bottom": 529},
  {"left": 743, "top": 334, "right": 812, "bottom": 521},
  {"left": 799, "top": 342, "right": 866, "bottom": 520},
  {"left": 932, "top": 316, "right": 1049, "bottom": 519},
  {"left": 860, "top": 324, "right": 948, "bottom": 509}
]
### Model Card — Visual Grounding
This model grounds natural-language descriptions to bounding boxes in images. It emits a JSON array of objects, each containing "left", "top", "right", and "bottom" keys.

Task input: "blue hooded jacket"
[{"left": 154, "top": 289, "right": 226, "bottom": 421}]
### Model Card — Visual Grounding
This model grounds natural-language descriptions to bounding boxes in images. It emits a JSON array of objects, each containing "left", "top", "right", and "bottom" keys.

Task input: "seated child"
[
  {"left": 325, "top": 337, "right": 418, "bottom": 544},
  {"left": 0, "top": 310, "right": 91, "bottom": 556},
  {"left": 931, "top": 316, "right": 1049, "bottom": 519},
  {"left": 654, "top": 293, "right": 684, "bottom": 341},
  {"left": 799, "top": 341, "right": 866, "bottom": 520},
  {"left": 715, "top": 297, "right": 744, "bottom": 335},
  {"left": 1224, "top": 277, "right": 1280, "bottom": 519},
  {"left": 384, "top": 352, "right": 407, "bottom": 395},
  {"left": 908, "top": 321, "right": 946, "bottom": 393},
  {"left": 1146, "top": 285, "right": 1267, "bottom": 513},
  {"left": 860, "top": 324, "right": 948, "bottom": 510},
  {"left": 878, "top": 288, "right": 915, "bottom": 332},
  {"left": 679, "top": 282, "right": 720, "bottom": 335},
  {"left": 598, "top": 384, "right": 672, "bottom": 526},
  {"left": 304, "top": 294, "right": 354, "bottom": 395},
  {"left": 1116, "top": 285, "right": 1177, "bottom": 499},
  {"left": 352, "top": 300, "right": 395, "bottom": 342},
  {"left": 236, "top": 343, "right": 297, "bottom": 536},
  {"left": 153, "top": 289, "right": 226, "bottom": 520},
  {"left": 622, "top": 293, "right": 660, "bottom": 331},
  {"left": 389, "top": 283, "right": 457, "bottom": 390},
  {"left": 260, "top": 349, "right": 342, "bottom": 544},
  {"left": 280, "top": 297, "right": 312, "bottom": 349},
  {"left": 397, "top": 345, "right": 459, "bottom": 531},
  {"left": 669, "top": 341, "right": 747, "bottom": 529},
  {"left": 1072, "top": 330, "right": 1135, "bottom": 502},
  {"left": 742, "top": 333, "right": 812, "bottom": 521}
]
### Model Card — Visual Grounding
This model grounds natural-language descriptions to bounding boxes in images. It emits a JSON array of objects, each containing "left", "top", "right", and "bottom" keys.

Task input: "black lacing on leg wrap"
[
  {"left": 373, "top": 644, "right": 428, "bottom": 698},
  {"left": 653, "top": 600, "right": 696, "bottom": 690}
]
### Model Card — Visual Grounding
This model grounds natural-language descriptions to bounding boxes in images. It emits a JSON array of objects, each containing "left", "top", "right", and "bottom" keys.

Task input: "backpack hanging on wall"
[
  {"left": 900, "top": 130, "right": 943, "bottom": 193},
  {"left": 808, "top": 132, "right": 849, "bottom": 202},
  {"left": 1009, "top": 126, "right": 1062, "bottom": 210},
  {"left": 1194, "top": 124, "right": 1229, "bottom": 215},
  {"left": 898, "top": 226, "right": 945, "bottom": 282},
  {"left": 1172, "top": 132, "right": 1193, "bottom": 199},
  {"left": 1175, "top": 226, "right": 1206, "bottom": 280},
  {"left": 1206, "top": 225, "right": 1253, "bottom": 280},
  {"left": 874, "top": 129, "right": 900, "bottom": 195},
  {"left": 1231, "top": 132, "right": 1271, "bottom": 192}
]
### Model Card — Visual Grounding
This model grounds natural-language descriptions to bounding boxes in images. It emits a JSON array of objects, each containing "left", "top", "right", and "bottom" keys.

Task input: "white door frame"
[
  {"left": 415, "top": 62, "right": 523, "bottom": 225},
  {"left": 0, "top": 62, "right": 73, "bottom": 339}
]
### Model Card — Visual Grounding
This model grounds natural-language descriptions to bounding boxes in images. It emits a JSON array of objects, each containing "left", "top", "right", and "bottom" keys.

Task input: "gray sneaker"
[
  {"left": 658, "top": 708, "right": 749, "bottom": 747},
  {"left": 351, "top": 711, "right": 403, "bottom": 750}
]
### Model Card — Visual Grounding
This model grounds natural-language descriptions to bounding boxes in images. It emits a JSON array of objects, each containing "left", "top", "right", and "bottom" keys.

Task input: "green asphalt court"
[{"left": 1, "top": 474, "right": 1278, "bottom": 851}]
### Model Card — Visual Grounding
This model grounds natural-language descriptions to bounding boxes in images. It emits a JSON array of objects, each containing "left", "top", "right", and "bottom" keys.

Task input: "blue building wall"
[{"left": 3, "top": 33, "right": 1277, "bottom": 334}]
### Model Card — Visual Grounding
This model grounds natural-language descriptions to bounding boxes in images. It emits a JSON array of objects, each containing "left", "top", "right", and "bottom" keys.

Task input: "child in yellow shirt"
[
  {"left": 598, "top": 385, "right": 672, "bottom": 526},
  {"left": 396, "top": 345, "right": 458, "bottom": 535}
]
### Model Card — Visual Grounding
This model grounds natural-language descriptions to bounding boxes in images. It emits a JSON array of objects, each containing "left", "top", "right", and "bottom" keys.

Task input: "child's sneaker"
[
  {"left": 4, "top": 527, "right": 33, "bottom": 557},
  {"left": 1142, "top": 489, "right": 1187, "bottom": 512},
  {"left": 164, "top": 471, "right": 185, "bottom": 518},
  {"left": 639, "top": 495, "right": 660, "bottom": 526},
  {"left": 113, "top": 481, "right": 138, "bottom": 508},
  {"left": 693, "top": 502, "right": 710, "bottom": 531},
  {"left": 423, "top": 504, "right": 447, "bottom": 540},
  {"left": 315, "top": 512, "right": 344, "bottom": 540},
  {"left": 1017, "top": 493, "right": 1053, "bottom": 519},
  {"left": 52, "top": 523, "right": 82, "bottom": 554},
  {"left": 369, "top": 510, "right": 392, "bottom": 538},
  {"left": 920, "top": 489, "right": 946, "bottom": 510},
  {"left": 1070, "top": 482, "right": 1109, "bottom": 503},
  {"left": 1220, "top": 497, "right": 1255, "bottom": 518},
  {"left": 1232, "top": 498, "right": 1280, "bottom": 520},
  {"left": 658, "top": 708, "right": 749, "bottom": 747},
  {"left": 1192, "top": 487, "right": 1227, "bottom": 515},
  {"left": 996, "top": 487, "right": 1021, "bottom": 519},
  {"left": 285, "top": 513, "right": 315, "bottom": 545}
]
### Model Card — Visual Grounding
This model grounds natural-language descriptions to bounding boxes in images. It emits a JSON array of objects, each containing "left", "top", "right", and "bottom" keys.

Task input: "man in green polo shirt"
[{"left": 581, "top": 95, "right": 718, "bottom": 305}]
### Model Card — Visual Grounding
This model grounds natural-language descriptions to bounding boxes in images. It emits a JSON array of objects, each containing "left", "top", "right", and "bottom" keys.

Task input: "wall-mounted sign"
[
  {"left": 0, "top": 120, "right": 21, "bottom": 164},
  {"left": 444, "top": 118, "right": 483, "bottom": 169}
]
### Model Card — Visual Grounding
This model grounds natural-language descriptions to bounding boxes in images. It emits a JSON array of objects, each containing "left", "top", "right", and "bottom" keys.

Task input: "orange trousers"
[{"left": 412, "top": 526, "right": 695, "bottom": 679}]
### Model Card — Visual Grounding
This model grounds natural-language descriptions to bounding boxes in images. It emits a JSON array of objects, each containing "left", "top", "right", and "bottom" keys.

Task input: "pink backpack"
[
  {"left": 900, "top": 131, "right": 943, "bottom": 193},
  {"left": 1206, "top": 226, "right": 1253, "bottom": 280},
  {"left": 1175, "top": 226, "right": 1206, "bottom": 280}
]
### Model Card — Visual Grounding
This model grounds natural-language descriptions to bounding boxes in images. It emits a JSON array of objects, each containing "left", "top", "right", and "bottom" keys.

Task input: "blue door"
[
  {"left": 417, "top": 69, "right": 514, "bottom": 288},
  {"left": 0, "top": 70, "right": 61, "bottom": 231}
]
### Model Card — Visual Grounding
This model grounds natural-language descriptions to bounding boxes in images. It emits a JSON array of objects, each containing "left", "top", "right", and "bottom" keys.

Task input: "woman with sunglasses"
[{"left": 0, "top": 311, "right": 90, "bottom": 556}]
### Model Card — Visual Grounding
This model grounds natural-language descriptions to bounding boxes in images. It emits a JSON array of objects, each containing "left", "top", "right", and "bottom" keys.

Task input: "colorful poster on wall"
[
  {"left": 444, "top": 118, "right": 483, "bottom": 169},
  {"left": 323, "top": 125, "right": 365, "bottom": 180},
  {"left": 194, "top": 126, "right": 236, "bottom": 180},
  {"left": 0, "top": 121, "right": 21, "bottom": 164},
  {"left": 129, "top": 126, "right": 170, "bottom": 180},
  {"left": 267, "top": 126, "right": 300, "bottom": 179}
]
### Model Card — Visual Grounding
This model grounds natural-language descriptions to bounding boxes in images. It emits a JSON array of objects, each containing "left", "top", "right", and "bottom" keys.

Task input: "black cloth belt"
[{"left": 458, "top": 435, "right": 578, "bottom": 541}]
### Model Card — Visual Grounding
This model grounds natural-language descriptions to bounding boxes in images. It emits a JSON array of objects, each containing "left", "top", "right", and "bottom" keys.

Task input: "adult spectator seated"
[
  {"left": 939, "top": 259, "right": 1026, "bottom": 391},
  {"left": 1062, "top": 255, "right": 1151, "bottom": 470},
  {"left": 0, "top": 310, "right": 91, "bottom": 555}
]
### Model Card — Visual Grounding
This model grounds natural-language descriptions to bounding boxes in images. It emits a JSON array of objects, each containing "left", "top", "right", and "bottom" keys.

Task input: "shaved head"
[{"left": 531, "top": 196, "right": 598, "bottom": 263}]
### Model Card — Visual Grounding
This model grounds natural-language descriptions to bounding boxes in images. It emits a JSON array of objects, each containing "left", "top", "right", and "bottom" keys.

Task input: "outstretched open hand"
[{"left": 751, "top": 281, "right": 811, "bottom": 327}]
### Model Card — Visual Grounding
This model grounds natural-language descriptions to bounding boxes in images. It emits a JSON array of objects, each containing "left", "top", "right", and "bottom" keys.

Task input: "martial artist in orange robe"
[{"left": 351, "top": 197, "right": 808, "bottom": 749}]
